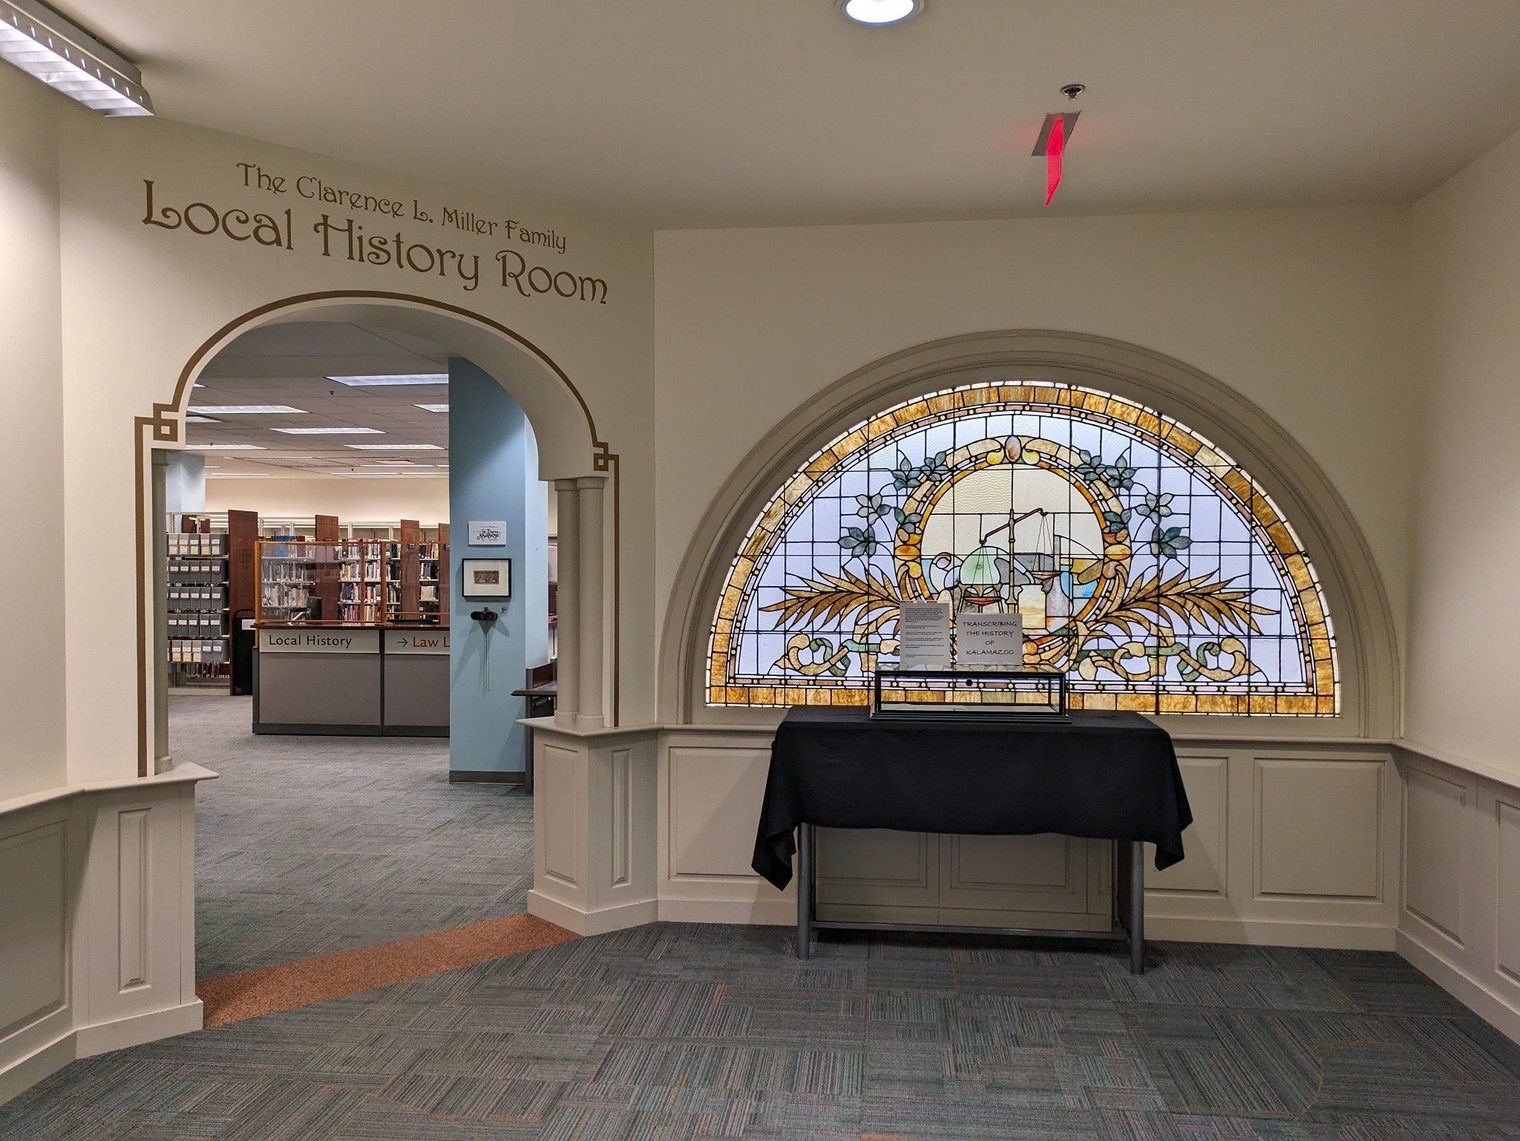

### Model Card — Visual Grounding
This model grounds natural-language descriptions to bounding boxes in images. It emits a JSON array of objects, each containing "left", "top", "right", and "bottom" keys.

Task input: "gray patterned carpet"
[
  {"left": 174, "top": 693, "right": 533, "bottom": 978},
  {"left": 4, "top": 695, "right": 1520, "bottom": 1138}
]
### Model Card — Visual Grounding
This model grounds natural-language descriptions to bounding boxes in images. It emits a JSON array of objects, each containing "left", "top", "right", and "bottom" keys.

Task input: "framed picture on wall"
[{"left": 461, "top": 558, "right": 512, "bottom": 599}]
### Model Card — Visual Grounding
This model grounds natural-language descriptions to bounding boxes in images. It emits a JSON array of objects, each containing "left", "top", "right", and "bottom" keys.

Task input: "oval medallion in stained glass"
[{"left": 708, "top": 381, "right": 1337, "bottom": 715}]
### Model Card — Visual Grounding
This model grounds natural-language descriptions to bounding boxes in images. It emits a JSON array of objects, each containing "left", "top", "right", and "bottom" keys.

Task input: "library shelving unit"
[
  {"left": 166, "top": 527, "right": 227, "bottom": 684},
  {"left": 165, "top": 510, "right": 258, "bottom": 690}
]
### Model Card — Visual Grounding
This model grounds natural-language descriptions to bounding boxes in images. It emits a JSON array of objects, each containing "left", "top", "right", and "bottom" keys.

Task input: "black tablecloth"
[{"left": 752, "top": 706, "right": 1191, "bottom": 890}]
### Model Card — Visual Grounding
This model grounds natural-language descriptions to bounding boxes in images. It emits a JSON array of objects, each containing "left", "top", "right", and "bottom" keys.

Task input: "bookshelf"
[
  {"left": 256, "top": 534, "right": 449, "bottom": 626},
  {"left": 166, "top": 523, "right": 227, "bottom": 684}
]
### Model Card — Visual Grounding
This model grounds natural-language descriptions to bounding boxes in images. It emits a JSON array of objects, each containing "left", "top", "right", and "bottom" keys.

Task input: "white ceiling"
[
  {"left": 58, "top": 0, "right": 1520, "bottom": 227},
  {"left": 189, "top": 322, "right": 451, "bottom": 479}
]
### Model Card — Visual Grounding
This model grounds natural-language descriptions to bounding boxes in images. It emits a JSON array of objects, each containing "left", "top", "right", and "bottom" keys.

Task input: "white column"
[
  {"left": 553, "top": 479, "right": 581, "bottom": 727},
  {"left": 576, "top": 476, "right": 606, "bottom": 729}
]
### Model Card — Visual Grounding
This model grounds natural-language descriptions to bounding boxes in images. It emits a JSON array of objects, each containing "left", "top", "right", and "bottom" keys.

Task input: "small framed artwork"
[{"left": 461, "top": 558, "right": 512, "bottom": 599}]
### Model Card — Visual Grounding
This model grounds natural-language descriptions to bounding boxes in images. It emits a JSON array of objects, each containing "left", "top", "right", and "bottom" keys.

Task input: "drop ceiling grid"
[{"left": 188, "top": 322, "right": 450, "bottom": 476}]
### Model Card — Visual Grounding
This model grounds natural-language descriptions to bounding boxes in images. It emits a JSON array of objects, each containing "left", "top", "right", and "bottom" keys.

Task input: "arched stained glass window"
[{"left": 708, "top": 381, "right": 1337, "bottom": 715}]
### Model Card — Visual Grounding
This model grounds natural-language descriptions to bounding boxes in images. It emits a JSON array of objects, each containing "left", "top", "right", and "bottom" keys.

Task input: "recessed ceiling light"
[
  {"left": 195, "top": 444, "right": 266, "bottom": 451},
  {"left": 838, "top": 0, "right": 922, "bottom": 26},
  {"left": 185, "top": 415, "right": 220, "bottom": 423},
  {"left": 326, "top": 374, "right": 449, "bottom": 387},
  {"left": 367, "top": 460, "right": 421, "bottom": 466},
  {"left": 206, "top": 471, "right": 270, "bottom": 477},
  {"left": 414, "top": 403, "right": 449, "bottom": 413},
  {"left": 343, "top": 443, "right": 443, "bottom": 451},
  {"left": 270, "top": 426, "right": 384, "bottom": 435},
  {"left": 189, "top": 404, "right": 307, "bottom": 415}
]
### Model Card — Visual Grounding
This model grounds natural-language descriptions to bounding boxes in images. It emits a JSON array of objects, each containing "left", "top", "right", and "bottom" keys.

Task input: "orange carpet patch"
[{"left": 196, "top": 913, "right": 579, "bottom": 1027}]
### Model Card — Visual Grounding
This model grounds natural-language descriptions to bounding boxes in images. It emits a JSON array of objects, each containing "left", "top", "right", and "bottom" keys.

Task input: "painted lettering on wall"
[{"left": 137, "top": 166, "right": 609, "bottom": 305}]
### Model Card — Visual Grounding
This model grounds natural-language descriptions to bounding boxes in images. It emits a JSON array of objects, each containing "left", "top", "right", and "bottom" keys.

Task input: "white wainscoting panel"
[
  {"left": 1498, "top": 797, "right": 1520, "bottom": 985},
  {"left": 667, "top": 744, "right": 772, "bottom": 880},
  {"left": 650, "top": 728, "right": 1398, "bottom": 945},
  {"left": 1403, "top": 763, "right": 1468, "bottom": 944},
  {"left": 0, "top": 819, "right": 67, "bottom": 1036},
  {"left": 1149, "top": 752, "right": 1228, "bottom": 896},
  {"left": 1397, "top": 748, "right": 1520, "bottom": 1045},
  {"left": 1, "top": 767, "right": 210, "bottom": 1106},
  {"left": 539, "top": 742, "right": 583, "bottom": 888},
  {"left": 655, "top": 731, "right": 794, "bottom": 925},
  {"left": 1255, "top": 757, "right": 1383, "bottom": 899},
  {"left": 528, "top": 728, "right": 659, "bottom": 936}
]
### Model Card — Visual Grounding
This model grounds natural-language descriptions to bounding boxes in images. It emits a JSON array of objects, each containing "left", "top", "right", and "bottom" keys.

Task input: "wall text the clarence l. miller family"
[{"left": 140, "top": 180, "right": 608, "bottom": 304}]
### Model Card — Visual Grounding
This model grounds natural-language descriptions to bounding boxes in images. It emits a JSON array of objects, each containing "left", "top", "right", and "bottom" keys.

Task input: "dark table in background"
[
  {"left": 511, "top": 677, "right": 557, "bottom": 794},
  {"left": 752, "top": 706, "right": 1191, "bottom": 973}
]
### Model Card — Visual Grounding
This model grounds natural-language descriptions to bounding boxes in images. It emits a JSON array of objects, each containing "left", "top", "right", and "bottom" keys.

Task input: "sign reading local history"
[
  {"left": 897, "top": 602, "right": 952, "bottom": 669},
  {"left": 955, "top": 612, "right": 1025, "bottom": 668},
  {"left": 258, "top": 628, "right": 381, "bottom": 654}
]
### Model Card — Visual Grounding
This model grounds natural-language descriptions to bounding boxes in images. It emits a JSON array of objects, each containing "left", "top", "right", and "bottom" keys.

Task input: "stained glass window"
[{"left": 708, "top": 381, "right": 1337, "bottom": 715}]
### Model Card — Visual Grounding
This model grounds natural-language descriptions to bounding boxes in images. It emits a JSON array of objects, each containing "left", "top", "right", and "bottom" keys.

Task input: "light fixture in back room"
[
  {"left": 343, "top": 443, "right": 443, "bottom": 451},
  {"left": 269, "top": 427, "right": 384, "bottom": 435},
  {"left": 326, "top": 374, "right": 449, "bottom": 387},
  {"left": 189, "top": 404, "right": 306, "bottom": 415}
]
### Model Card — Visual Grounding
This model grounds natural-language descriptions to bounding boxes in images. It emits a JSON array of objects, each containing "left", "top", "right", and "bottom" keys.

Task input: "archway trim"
[{"left": 135, "top": 290, "right": 620, "bottom": 774}]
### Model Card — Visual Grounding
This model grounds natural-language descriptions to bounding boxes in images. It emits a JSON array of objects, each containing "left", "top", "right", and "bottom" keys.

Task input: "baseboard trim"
[
  {"left": 449, "top": 770, "right": 525, "bottom": 785},
  {"left": 0, "top": 1033, "right": 73, "bottom": 1107},
  {"left": 527, "top": 891, "right": 657, "bottom": 935},
  {"left": 657, "top": 897, "right": 800, "bottom": 926},
  {"left": 1398, "top": 929, "right": 1520, "bottom": 1045},
  {"left": 0, "top": 1000, "right": 203, "bottom": 1107},
  {"left": 73, "top": 1000, "right": 203, "bottom": 1058},
  {"left": 1147, "top": 915, "right": 1396, "bottom": 951}
]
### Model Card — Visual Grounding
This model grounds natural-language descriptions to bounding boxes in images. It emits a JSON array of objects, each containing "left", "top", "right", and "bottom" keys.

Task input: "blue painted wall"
[{"left": 448, "top": 357, "right": 549, "bottom": 775}]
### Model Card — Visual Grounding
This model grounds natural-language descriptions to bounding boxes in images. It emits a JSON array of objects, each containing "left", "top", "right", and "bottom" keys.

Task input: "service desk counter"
[{"left": 253, "top": 625, "right": 449, "bottom": 737}]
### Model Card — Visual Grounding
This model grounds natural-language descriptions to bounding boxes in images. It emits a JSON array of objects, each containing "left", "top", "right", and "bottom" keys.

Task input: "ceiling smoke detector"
[{"left": 837, "top": 0, "right": 924, "bottom": 27}]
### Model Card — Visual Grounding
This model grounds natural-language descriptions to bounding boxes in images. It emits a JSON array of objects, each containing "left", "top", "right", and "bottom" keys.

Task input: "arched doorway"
[{"left": 135, "top": 291, "right": 623, "bottom": 778}]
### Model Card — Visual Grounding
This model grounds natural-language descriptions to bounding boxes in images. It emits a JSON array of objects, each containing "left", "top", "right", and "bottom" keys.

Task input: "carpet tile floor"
[{"left": 3, "top": 695, "right": 1519, "bottom": 1138}]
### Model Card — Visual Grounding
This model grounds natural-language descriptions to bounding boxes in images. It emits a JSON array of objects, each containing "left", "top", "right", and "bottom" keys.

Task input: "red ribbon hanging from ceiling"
[{"left": 1045, "top": 115, "right": 1065, "bottom": 206}]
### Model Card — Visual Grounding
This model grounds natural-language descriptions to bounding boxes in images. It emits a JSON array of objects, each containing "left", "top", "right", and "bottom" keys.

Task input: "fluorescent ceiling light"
[
  {"left": 838, "top": 0, "right": 922, "bottom": 25},
  {"left": 0, "top": 0, "right": 153, "bottom": 115},
  {"left": 326, "top": 373, "right": 448, "bottom": 387},
  {"left": 329, "top": 471, "right": 443, "bottom": 477},
  {"left": 414, "top": 403, "right": 449, "bottom": 413},
  {"left": 343, "top": 443, "right": 442, "bottom": 451},
  {"left": 189, "top": 404, "right": 306, "bottom": 415},
  {"left": 207, "top": 472, "right": 269, "bottom": 478},
  {"left": 270, "top": 426, "right": 384, "bottom": 435},
  {"left": 185, "top": 415, "right": 220, "bottom": 423},
  {"left": 365, "top": 461, "right": 426, "bottom": 466},
  {"left": 195, "top": 444, "right": 266, "bottom": 451}
]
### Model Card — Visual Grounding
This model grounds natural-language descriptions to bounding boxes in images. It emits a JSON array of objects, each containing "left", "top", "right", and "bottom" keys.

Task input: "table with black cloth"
[{"left": 751, "top": 706, "right": 1191, "bottom": 973}]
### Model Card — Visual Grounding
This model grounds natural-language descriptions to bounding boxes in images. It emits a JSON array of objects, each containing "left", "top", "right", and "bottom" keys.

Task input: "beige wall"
[
  {"left": 1407, "top": 128, "right": 1520, "bottom": 782},
  {"left": 0, "top": 68, "right": 70, "bottom": 800},
  {"left": 204, "top": 476, "right": 450, "bottom": 524},
  {"left": 52, "top": 114, "right": 653, "bottom": 783},
  {"left": 653, "top": 208, "right": 1418, "bottom": 687}
]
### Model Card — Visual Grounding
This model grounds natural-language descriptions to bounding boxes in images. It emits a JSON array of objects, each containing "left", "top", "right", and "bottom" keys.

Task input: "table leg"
[
  {"left": 796, "top": 822, "right": 813, "bottom": 961},
  {"left": 1128, "top": 839, "right": 1145, "bottom": 975}
]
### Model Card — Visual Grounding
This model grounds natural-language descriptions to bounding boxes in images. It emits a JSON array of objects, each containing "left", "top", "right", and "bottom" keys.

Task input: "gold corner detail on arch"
[{"left": 135, "top": 289, "right": 620, "bottom": 776}]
